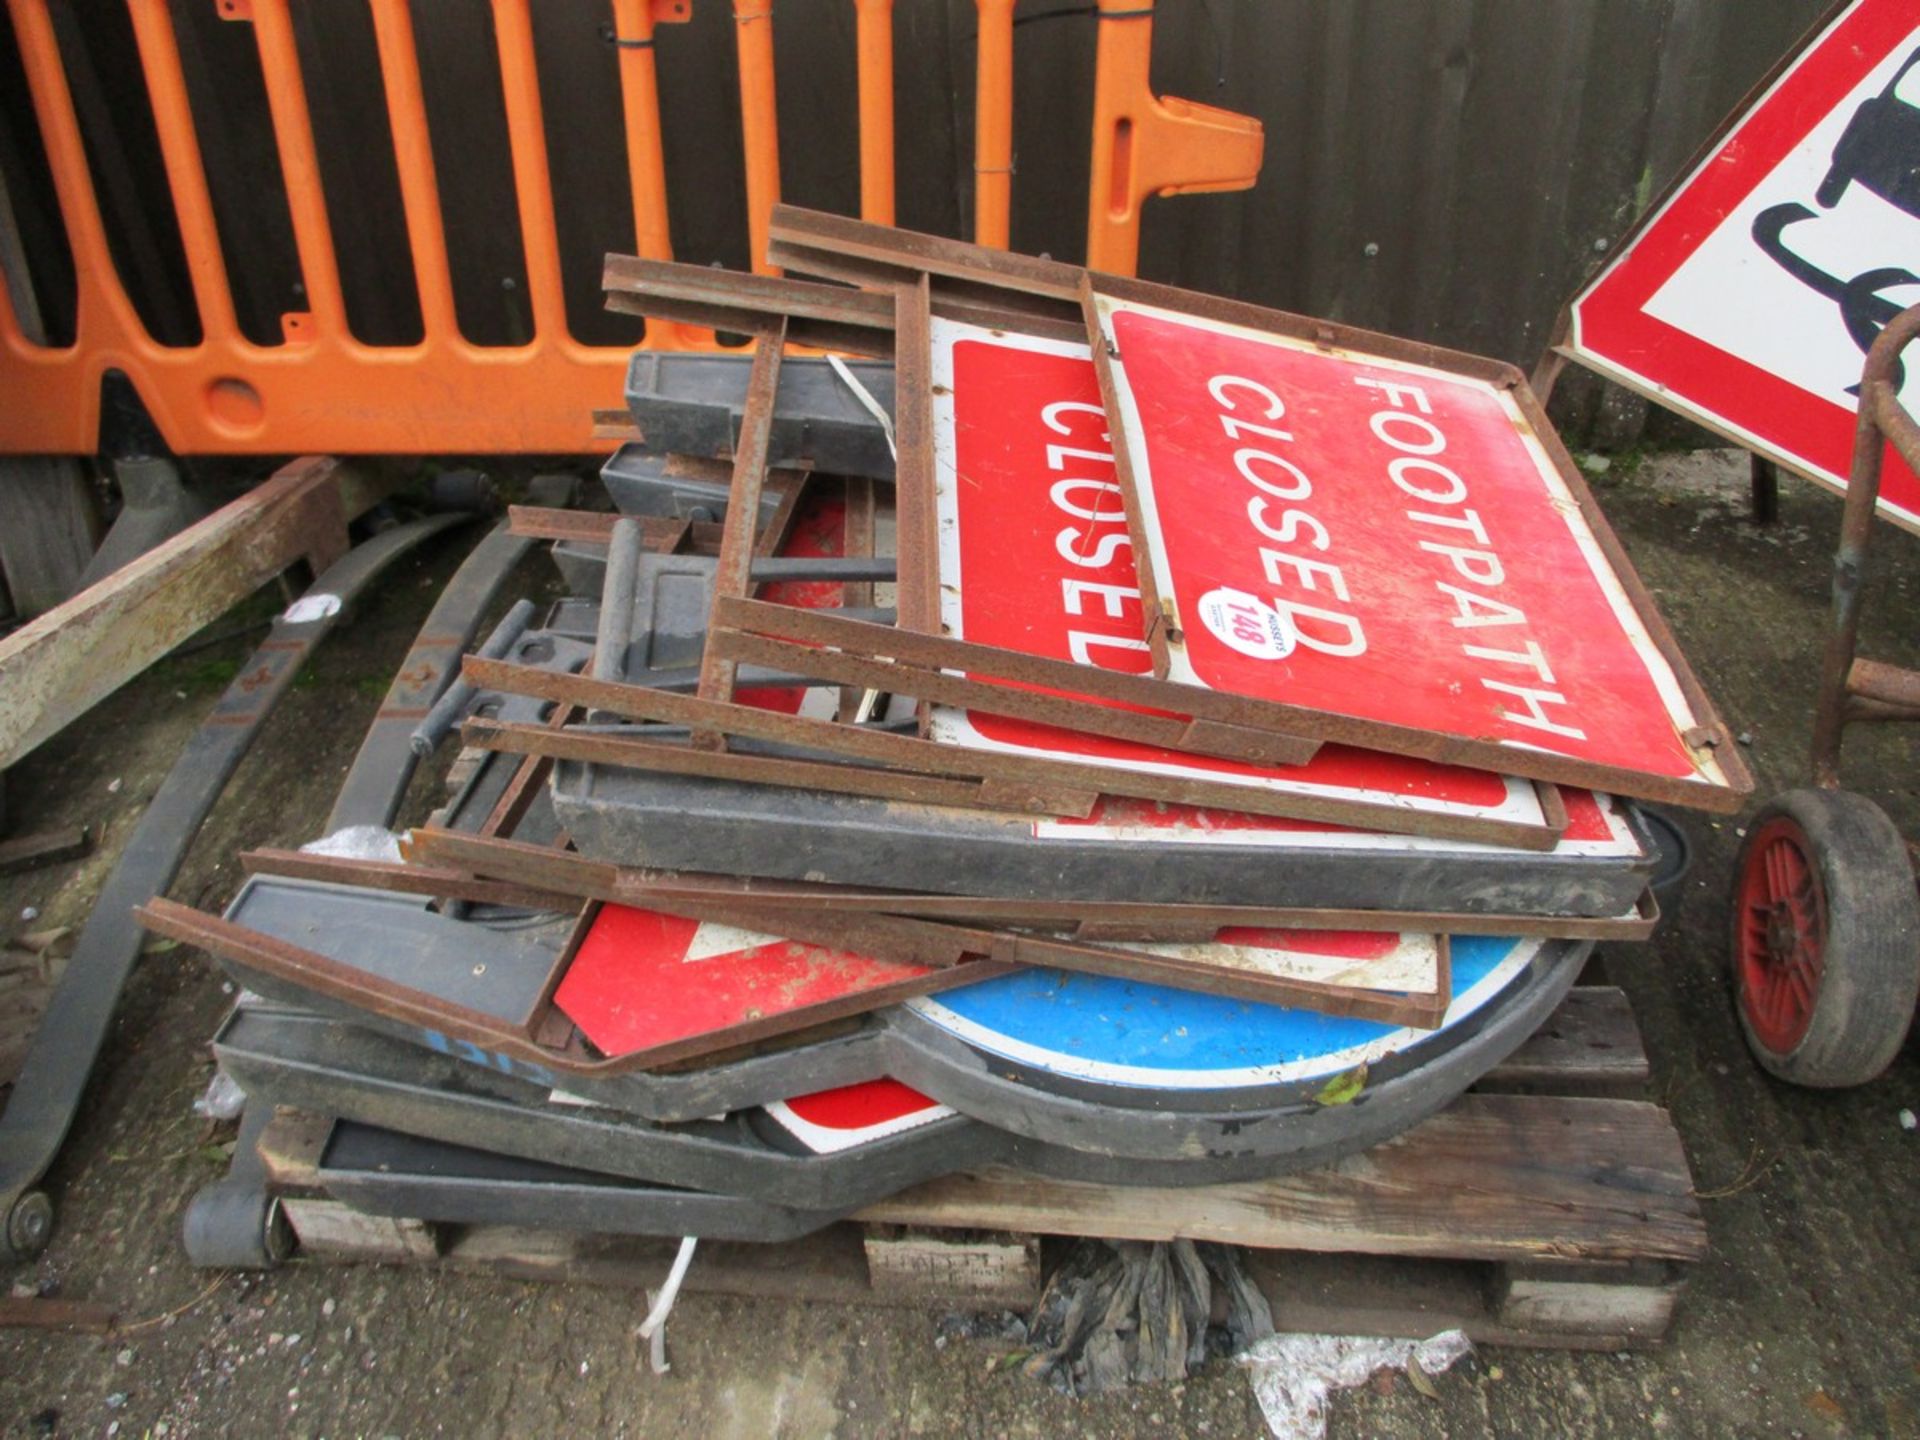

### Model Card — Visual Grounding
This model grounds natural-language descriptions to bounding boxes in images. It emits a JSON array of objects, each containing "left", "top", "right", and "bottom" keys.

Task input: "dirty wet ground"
[{"left": 2, "top": 450, "right": 1918, "bottom": 1439}]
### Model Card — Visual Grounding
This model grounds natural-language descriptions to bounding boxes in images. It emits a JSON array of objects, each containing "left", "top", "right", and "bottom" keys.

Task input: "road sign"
[
  {"left": 1084, "top": 294, "right": 1744, "bottom": 809},
  {"left": 1563, "top": 0, "right": 1920, "bottom": 531},
  {"left": 929, "top": 318, "right": 1562, "bottom": 842},
  {"left": 555, "top": 906, "right": 939, "bottom": 1060},
  {"left": 906, "top": 934, "right": 1544, "bottom": 1093},
  {"left": 760, "top": 1079, "right": 952, "bottom": 1154}
]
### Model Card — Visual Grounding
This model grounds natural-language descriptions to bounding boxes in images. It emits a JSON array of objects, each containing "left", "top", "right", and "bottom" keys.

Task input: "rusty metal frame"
[
  {"left": 397, "top": 829, "right": 1455, "bottom": 1026},
  {"left": 465, "top": 716, "right": 1020, "bottom": 812},
  {"left": 1810, "top": 303, "right": 1920, "bottom": 785},
  {"left": 137, "top": 895, "right": 1011, "bottom": 1075},
  {"left": 711, "top": 596, "right": 1319, "bottom": 766},
  {"left": 462, "top": 658, "right": 1566, "bottom": 848},
  {"left": 695, "top": 318, "right": 788, "bottom": 730},
  {"left": 239, "top": 846, "right": 1660, "bottom": 945},
  {"left": 739, "top": 205, "right": 1753, "bottom": 814}
]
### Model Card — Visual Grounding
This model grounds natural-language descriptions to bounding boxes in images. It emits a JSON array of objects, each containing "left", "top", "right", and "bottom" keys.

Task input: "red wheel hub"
[{"left": 1735, "top": 817, "right": 1827, "bottom": 1055}]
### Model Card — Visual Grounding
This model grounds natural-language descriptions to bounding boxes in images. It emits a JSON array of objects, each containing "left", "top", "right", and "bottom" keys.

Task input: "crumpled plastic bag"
[
  {"left": 1237, "top": 1328, "right": 1473, "bottom": 1440},
  {"left": 300, "top": 825, "right": 403, "bottom": 862}
]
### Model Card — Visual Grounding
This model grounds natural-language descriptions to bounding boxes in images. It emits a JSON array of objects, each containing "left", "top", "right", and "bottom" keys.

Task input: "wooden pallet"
[{"left": 254, "top": 981, "right": 1706, "bottom": 1351}]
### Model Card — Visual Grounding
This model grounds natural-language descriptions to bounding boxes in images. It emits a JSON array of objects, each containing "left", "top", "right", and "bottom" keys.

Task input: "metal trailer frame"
[{"left": 1725, "top": 304, "right": 1920, "bottom": 1086}]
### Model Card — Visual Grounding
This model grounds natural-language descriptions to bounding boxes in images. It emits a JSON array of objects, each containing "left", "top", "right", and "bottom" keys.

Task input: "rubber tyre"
[
  {"left": 3, "top": 1190, "right": 54, "bottom": 1262},
  {"left": 1731, "top": 788, "right": 1920, "bottom": 1088}
]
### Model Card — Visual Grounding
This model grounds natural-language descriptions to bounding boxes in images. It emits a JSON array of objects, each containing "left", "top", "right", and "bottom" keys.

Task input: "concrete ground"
[{"left": 1, "top": 447, "right": 1917, "bottom": 1439}]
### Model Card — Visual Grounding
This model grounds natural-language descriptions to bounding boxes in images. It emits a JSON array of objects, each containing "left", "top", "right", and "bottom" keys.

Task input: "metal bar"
[
  {"left": 769, "top": 204, "right": 1080, "bottom": 302},
  {"left": 853, "top": 0, "right": 895, "bottom": 225},
  {"left": 240, "top": 849, "right": 573, "bottom": 912},
  {"left": 696, "top": 318, "right": 788, "bottom": 722},
  {"left": 733, "top": 0, "right": 782, "bottom": 273},
  {"left": 491, "top": 0, "right": 569, "bottom": 339},
  {"left": 1082, "top": 275, "right": 1174, "bottom": 677},
  {"left": 893, "top": 276, "right": 934, "bottom": 634},
  {"left": 1811, "top": 303, "right": 1920, "bottom": 785},
  {"left": 713, "top": 626, "right": 1314, "bottom": 764},
  {"left": 124, "top": 0, "right": 238, "bottom": 340},
  {"left": 244, "top": 840, "right": 1657, "bottom": 943},
  {"left": 367, "top": 0, "right": 459, "bottom": 341},
  {"left": 972, "top": 0, "right": 1015, "bottom": 248},
  {"left": 602, "top": 255, "right": 896, "bottom": 330},
  {"left": 148, "top": 894, "right": 1010, "bottom": 1075},
  {"left": 715, "top": 596, "right": 1316, "bottom": 765},
  {"left": 464, "top": 657, "right": 1573, "bottom": 844},
  {"left": 610, "top": 0, "right": 674, "bottom": 262},
  {"left": 326, "top": 528, "right": 528, "bottom": 832},
  {"left": 463, "top": 716, "right": 998, "bottom": 808},
  {"left": 506, "top": 504, "right": 713, "bottom": 551},
  {"left": 838, "top": 473, "right": 876, "bottom": 721},
  {"left": 249, "top": 0, "right": 347, "bottom": 335},
  {"left": 407, "top": 829, "right": 1452, "bottom": 1023}
]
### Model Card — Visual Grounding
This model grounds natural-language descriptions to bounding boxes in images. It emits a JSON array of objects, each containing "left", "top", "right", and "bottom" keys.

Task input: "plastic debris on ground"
[{"left": 1237, "top": 1328, "right": 1473, "bottom": 1440}]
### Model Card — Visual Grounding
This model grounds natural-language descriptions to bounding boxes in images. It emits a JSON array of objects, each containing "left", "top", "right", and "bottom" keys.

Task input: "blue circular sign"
[{"left": 906, "top": 933, "right": 1543, "bottom": 1091}]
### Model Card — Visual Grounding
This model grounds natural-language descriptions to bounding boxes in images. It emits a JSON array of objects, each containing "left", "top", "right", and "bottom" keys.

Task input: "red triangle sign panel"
[
  {"left": 1565, "top": 0, "right": 1920, "bottom": 531},
  {"left": 555, "top": 905, "right": 935, "bottom": 1060},
  {"left": 761, "top": 1079, "right": 953, "bottom": 1154}
]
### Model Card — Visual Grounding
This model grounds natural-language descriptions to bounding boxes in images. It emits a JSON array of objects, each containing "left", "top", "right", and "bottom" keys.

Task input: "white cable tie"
[
  {"left": 638, "top": 1234, "right": 699, "bottom": 1375},
  {"left": 827, "top": 353, "right": 897, "bottom": 460}
]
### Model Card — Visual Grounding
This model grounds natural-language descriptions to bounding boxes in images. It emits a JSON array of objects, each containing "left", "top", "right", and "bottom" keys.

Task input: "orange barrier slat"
[
  {"left": 611, "top": 0, "right": 675, "bottom": 262},
  {"left": 125, "top": 0, "right": 237, "bottom": 341},
  {"left": 250, "top": 0, "right": 347, "bottom": 337},
  {"left": 972, "top": 0, "right": 1015, "bottom": 250},
  {"left": 493, "top": 0, "right": 569, "bottom": 341},
  {"left": 733, "top": 0, "right": 781, "bottom": 273},
  {"left": 854, "top": 0, "right": 895, "bottom": 227},
  {"left": 368, "top": 0, "right": 458, "bottom": 342},
  {"left": 5, "top": 0, "right": 136, "bottom": 354}
]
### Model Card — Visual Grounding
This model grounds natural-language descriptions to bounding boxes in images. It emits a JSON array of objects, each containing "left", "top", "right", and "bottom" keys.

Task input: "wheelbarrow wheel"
[{"left": 1731, "top": 788, "right": 1920, "bottom": 1088}]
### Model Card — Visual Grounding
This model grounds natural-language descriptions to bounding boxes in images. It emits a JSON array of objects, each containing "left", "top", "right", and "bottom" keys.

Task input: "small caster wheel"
[
  {"left": 182, "top": 1182, "right": 292, "bottom": 1270},
  {"left": 1731, "top": 788, "right": 1920, "bottom": 1088},
  {"left": 3, "top": 1189, "right": 54, "bottom": 1262}
]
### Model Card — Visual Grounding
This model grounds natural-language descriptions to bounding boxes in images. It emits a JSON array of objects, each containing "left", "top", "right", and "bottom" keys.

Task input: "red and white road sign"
[
  {"left": 1565, "top": 0, "right": 1920, "bottom": 531},
  {"left": 1086, "top": 296, "right": 1739, "bottom": 804},
  {"left": 761, "top": 1079, "right": 953, "bottom": 1154},
  {"left": 554, "top": 905, "right": 935, "bottom": 1060},
  {"left": 929, "top": 318, "right": 1561, "bottom": 837}
]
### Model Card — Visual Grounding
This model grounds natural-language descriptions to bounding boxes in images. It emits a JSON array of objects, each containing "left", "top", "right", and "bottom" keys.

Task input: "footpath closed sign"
[
  {"left": 1086, "top": 294, "right": 1744, "bottom": 809},
  {"left": 927, "top": 317, "right": 1561, "bottom": 840},
  {"left": 1564, "top": 0, "right": 1920, "bottom": 530}
]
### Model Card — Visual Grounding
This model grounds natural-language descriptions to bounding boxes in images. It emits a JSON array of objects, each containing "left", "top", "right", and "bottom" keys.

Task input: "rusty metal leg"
[
  {"left": 1750, "top": 454, "right": 1779, "bottom": 526},
  {"left": 1808, "top": 303, "right": 1920, "bottom": 788}
]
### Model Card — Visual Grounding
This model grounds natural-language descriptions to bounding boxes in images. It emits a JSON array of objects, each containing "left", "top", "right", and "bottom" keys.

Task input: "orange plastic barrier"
[{"left": 0, "top": 0, "right": 1260, "bottom": 456}]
